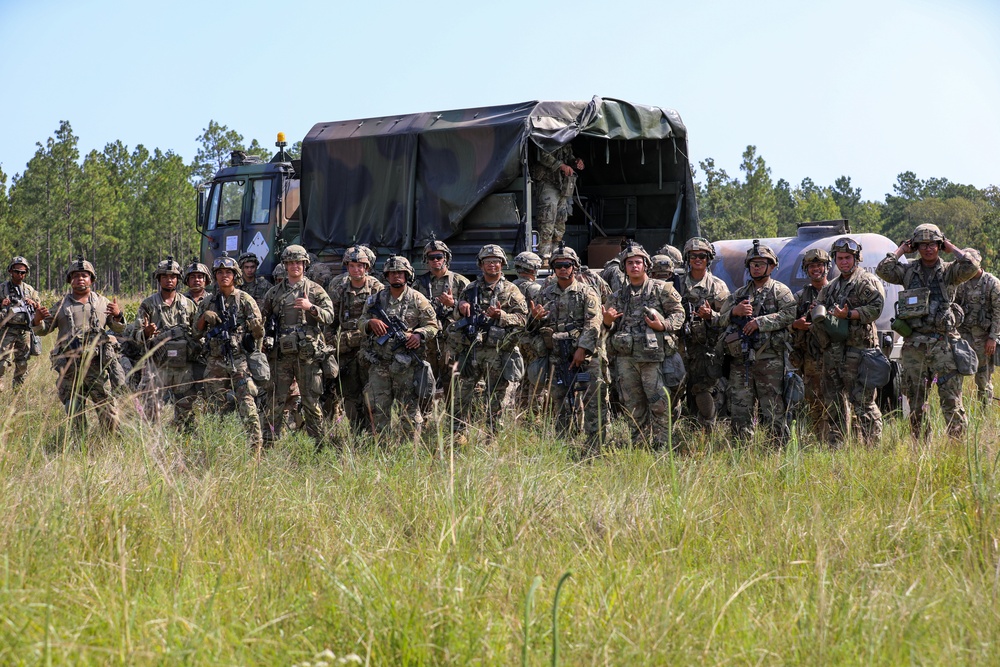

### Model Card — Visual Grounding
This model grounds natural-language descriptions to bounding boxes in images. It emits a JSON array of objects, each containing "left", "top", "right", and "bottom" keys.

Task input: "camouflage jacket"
[
  {"left": 531, "top": 278, "right": 603, "bottom": 355},
  {"left": 956, "top": 271, "right": 1000, "bottom": 340},
  {"left": 358, "top": 286, "right": 438, "bottom": 362},
  {"left": 262, "top": 276, "right": 334, "bottom": 342},
  {"left": 678, "top": 271, "right": 730, "bottom": 348},
  {"left": 34, "top": 291, "right": 126, "bottom": 357},
  {"left": 185, "top": 290, "right": 212, "bottom": 307},
  {"left": 790, "top": 283, "right": 825, "bottom": 364},
  {"left": 0, "top": 280, "right": 40, "bottom": 330},
  {"left": 327, "top": 274, "right": 383, "bottom": 350},
  {"left": 514, "top": 277, "right": 543, "bottom": 307},
  {"left": 719, "top": 278, "right": 796, "bottom": 359},
  {"left": 242, "top": 275, "right": 273, "bottom": 311},
  {"left": 196, "top": 289, "right": 263, "bottom": 360},
  {"left": 876, "top": 253, "right": 980, "bottom": 337},
  {"left": 606, "top": 277, "right": 685, "bottom": 360},
  {"left": 415, "top": 270, "right": 470, "bottom": 330},
  {"left": 816, "top": 268, "right": 884, "bottom": 350},
  {"left": 453, "top": 276, "right": 528, "bottom": 352},
  {"left": 133, "top": 292, "right": 199, "bottom": 363},
  {"left": 531, "top": 144, "right": 576, "bottom": 185},
  {"left": 601, "top": 260, "right": 626, "bottom": 295}
]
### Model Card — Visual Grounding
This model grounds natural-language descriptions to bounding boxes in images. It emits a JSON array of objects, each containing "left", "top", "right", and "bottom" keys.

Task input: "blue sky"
[{"left": 1, "top": 0, "right": 997, "bottom": 202}]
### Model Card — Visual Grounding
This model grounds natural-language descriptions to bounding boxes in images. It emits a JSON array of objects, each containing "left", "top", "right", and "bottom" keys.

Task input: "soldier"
[
  {"left": 182, "top": 258, "right": 212, "bottom": 392},
  {"left": 358, "top": 256, "right": 438, "bottom": 441},
  {"left": 789, "top": 248, "right": 831, "bottom": 439},
  {"left": 876, "top": 224, "right": 980, "bottom": 440},
  {"left": 133, "top": 256, "right": 199, "bottom": 427},
  {"left": 239, "top": 252, "right": 272, "bottom": 311},
  {"left": 414, "top": 240, "right": 469, "bottom": 397},
  {"left": 513, "top": 251, "right": 543, "bottom": 306},
  {"left": 0, "top": 256, "right": 42, "bottom": 391},
  {"left": 602, "top": 243, "right": 685, "bottom": 448},
  {"left": 195, "top": 253, "right": 265, "bottom": 448},
  {"left": 718, "top": 241, "right": 796, "bottom": 445},
  {"left": 326, "top": 245, "right": 383, "bottom": 430},
  {"left": 815, "top": 238, "right": 885, "bottom": 446},
  {"left": 450, "top": 244, "right": 528, "bottom": 443},
  {"left": 513, "top": 251, "right": 544, "bottom": 411},
  {"left": 261, "top": 245, "right": 335, "bottom": 448},
  {"left": 955, "top": 250, "right": 1000, "bottom": 406},
  {"left": 677, "top": 237, "right": 731, "bottom": 431},
  {"left": 529, "top": 245, "right": 607, "bottom": 454},
  {"left": 532, "top": 143, "right": 583, "bottom": 259},
  {"left": 32, "top": 255, "right": 126, "bottom": 433}
]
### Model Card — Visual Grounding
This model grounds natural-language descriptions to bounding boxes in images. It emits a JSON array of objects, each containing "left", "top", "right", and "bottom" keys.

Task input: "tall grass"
[{"left": 0, "top": 352, "right": 997, "bottom": 664}]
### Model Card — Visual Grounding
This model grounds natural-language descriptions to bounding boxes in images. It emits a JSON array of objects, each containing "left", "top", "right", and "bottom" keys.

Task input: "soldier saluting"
[
  {"left": 0, "top": 256, "right": 42, "bottom": 391},
  {"left": 32, "top": 255, "right": 126, "bottom": 434}
]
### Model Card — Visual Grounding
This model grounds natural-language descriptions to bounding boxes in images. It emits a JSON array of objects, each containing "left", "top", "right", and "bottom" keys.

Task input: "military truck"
[{"left": 195, "top": 97, "right": 701, "bottom": 278}]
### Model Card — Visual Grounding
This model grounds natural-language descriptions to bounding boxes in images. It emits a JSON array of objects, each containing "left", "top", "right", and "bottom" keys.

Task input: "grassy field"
[{"left": 0, "top": 349, "right": 998, "bottom": 665}]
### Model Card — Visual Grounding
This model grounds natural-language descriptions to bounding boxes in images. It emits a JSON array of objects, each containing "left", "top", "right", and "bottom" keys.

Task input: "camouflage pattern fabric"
[
  {"left": 242, "top": 275, "right": 273, "bottom": 312},
  {"left": 326, "top": 273, "right": 383, "bottom": 427},
  {"left": 262, "top": 276, "right": 334, "bottom": 445},
  {"left": 133, "top": 292, "right": 199, "bottom": 426},
  {"left": 955, "top": 270, "right": 1000, "bottom": 404},
  {"left": 184, "top": 289, "right": 211, "bottom": 391},
  {"left": 415, "top": 270, "right": 470, "bottom": 393},
  {"left": 678, "top": 270, "right": 730, "bottom": 429},
  {"left": 358, "top": 286, "right": 438, "bottom": 438},
  {"left": 718, "top": 277, "right": 796, "bottom": 444},
  {"left": 877, "top": 252, "right": 980, "bottom": 438},
  {"left": 532, "top": 144, "right": 578, "bottom": 256},
  {"left": 196, "top": 290, "right": 264, "bottom": 447},
  {"left": 0, "top": 279, "right": 40, "bottom": 390}
]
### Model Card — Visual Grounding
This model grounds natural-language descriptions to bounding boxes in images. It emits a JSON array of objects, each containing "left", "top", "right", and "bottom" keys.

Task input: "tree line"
[{"left": 0, "top": 123, "right": 996, "bottom": 293}]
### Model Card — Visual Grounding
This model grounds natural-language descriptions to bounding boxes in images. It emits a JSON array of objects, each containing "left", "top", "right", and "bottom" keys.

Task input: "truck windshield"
[{"left": 205, "top": 179, "right": 245, "bottom": 231}]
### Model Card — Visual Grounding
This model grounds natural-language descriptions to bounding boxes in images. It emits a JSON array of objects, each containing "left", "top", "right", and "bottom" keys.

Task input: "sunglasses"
[
  {"left": 10, "top": 270, "right": 27, "bottom": 275},
  {"left": 552, "top": 262, "right": 574, "bottom": 269},
  {"left": 688, "top": 253, "right": 710, "bottom": 261},
  {"left": 426, "top": 254, "right": 446, "bottom": 261}
]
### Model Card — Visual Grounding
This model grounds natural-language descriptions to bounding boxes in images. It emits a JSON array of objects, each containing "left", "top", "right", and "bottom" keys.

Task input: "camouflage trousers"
[
  {"left": 727, "top": 354, "right": 787, "bottom": 445},
  {"left": 366, "top": 358, "right": 423, "bottom": 439},
  {"left": 137, "top": 361, "right": 197, "bottom": 427},
  {"left": 535, "top": 180, "right": 571, "bottom": 255},
  {"left": 614, "top": 356, "right": 672, "bottom": 446},
  {"left": 798, "top": 354, "right": 827, "bottom": 442},
  {"left": 900, "top": 336, "right": 966, "bottom": 440},
  {"left": 327, "top": 347, "right": 368, "bottom": 429},
  {"left": 961, "top": 331, "right": 995, "bottom": 404},
  {"left": 266, "top": 352, "right": 324, "bottom": 444},
  {"left": 453, "top": 347, "right": 519, "bottom": 434},
  {"left": 424, "top": 332, "right": 458, "bottom": 395},
  {"left": 204, "top": 355, "right": 262, "bottom": 447},
  {"left": 821, "top": 346, "right": 882, "bottom": 446},
  {"left": 0, "top": 327, "right": 31, "bottom": 391},
  {"left": 55, "top": 358, "right": 119, "bottom": 433},
  {"left": 682, "top": 344, "right": 722, "bottom": 429},
  {"left": 546, "top": 358, "right": 607, "bottom": 447}
]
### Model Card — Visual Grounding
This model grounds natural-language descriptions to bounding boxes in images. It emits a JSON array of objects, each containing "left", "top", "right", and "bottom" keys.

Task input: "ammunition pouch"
[
  {"left": 611, "top": 331, "right": 633, "bottom": 355},
  {"left": 896, "top": 288, "right": 930, "bottom": 319},
  {"left": 163, "top": 339, "right": 189, "bottom": 368},
  {"left": 339, "top": 328, "right": 365, "bottom": 349},
  {"left": 279, "top": 332, "right": 300, "bottom": 355},
  {"left": 724, "top": 330, "right": 743, "bottom": 357}
]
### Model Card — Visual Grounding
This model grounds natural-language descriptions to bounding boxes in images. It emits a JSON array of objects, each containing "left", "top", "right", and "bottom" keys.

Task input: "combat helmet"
[
  {"left": 650, "top": 255, "right": 675, "bottom": 279},
  {"left": 423, "top": 238, "right": 452, "bottom": 264},
  {"left": 212, "top": 252, "right": 243, "bottom": 286},
  {"left": 477, "top": 244, "right": 508, "bottom": 266},
  {"left": 830, "top": 237, "right": 863, "bottom": 262},
  {"left": 619, "top": 241, "right": 652, "bottom": 270},
  {"left": 911, "top": 223, "right": 944, "bottom": 247},
  {"left": 549, "top": 243, "right": 581, "bottom": 268},
  {"left": 514, "top": 251, "right": 543, "bottom": 274},
  {"left": 272, "top": 262, "right": 286, "bottom": 282},
  {"left": 8, "top": 256, "right": 30, "bottom": 273},
  {"left": 154, "top": 255, "right": 183, "bottom": 279},
  {"left": 744, "top": 240, "right": 778, "bottom": 268},
  {"left": 237, "top": 252, "right": 260, "bottom": 268},
  {"left": 382, "top": 255, "right": 415, "bottom": 282},
  {"left": 65, "top": 254, "right": 97, "bottom": 283},
  {"left": 801, "top": 247, "right": 832, "bottom": 271},
  {"left": 342, "top": 244, "right": 373, "bottom": 268},
  {"left": 281, "top": 244, "right": 311, "bottom": 267},
  {"left": 656, "top": 243, "right": 684, "bottom": 267},
  {"left": 183, "top": 257, "right": 211, "bottom": 283},
  {"left": 682, "top": 237, "right": 716, "bottom": 262}
]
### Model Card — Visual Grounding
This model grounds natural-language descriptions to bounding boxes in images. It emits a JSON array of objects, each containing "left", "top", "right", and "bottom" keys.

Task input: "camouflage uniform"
[
  {"left": 876, "top": 236, "right": 980, "bottom": 439},
  {"left": 326, "top": 272, "right": 383, "bottom": 428},
  {"left": 532, "top": 144, "right": 579, "bottom": 257},
  {"left": 242, "top": 275, "right": 273, "bottom": 311},
  {"left": 719, "top": 277, "right": 796, "bottom": 444},
  {"left": 197, "top": 289, "right": 264, "bottom": 447},
  {"left": 678, "top": 271, "right": 730, "bottom": 429},
  {"left": 358, "top": 281, "right": 438, "bottom": 438},
  {"left": 0, "top": 276, "right": 40, "bottom": 391},
  {"left": 414, "top": 270, "right": 470, "bottom": 392},
  {"left": 606, "top": 268, "right": 685, "bottom": 446},
  {"left": 133, "top": 290, "right": 199, "bottom": 426},
  {"left": 36, "top": 286, "right": 126, "bottom": 433},
  {"left": 261, "top": 274, "right": 334, "bottom": 445},
  {"left": 183, "top": 259, "right": 213, "bottom": 393},
  {"left": 450, "top": 270, "right": 528, "bottom": 436},
  {"left": 954, "top": 267, "right": 1000, "bottom": 405},
  {"left": 532, "top": 272, "right": 607, "bottom": 448},
  {"left": 815, "top": 263, "right": 885, "bottom": 445}
]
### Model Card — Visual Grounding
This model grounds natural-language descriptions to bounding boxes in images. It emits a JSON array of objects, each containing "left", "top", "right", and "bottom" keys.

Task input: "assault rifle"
[
  {"left": 1, "top": 296, "right": 35, "bottom": 329},
  {"left": 725, "top": 297, "right": 761, "bottom": 388},
  {"left": 370, "top": 302, "right": 412, "bottom": 350},
  {"left": 453, "top": 284, "right": 493, "bottom": 371},
  {"left": 205, "top": 293, "right": 238, "bottom": 368},
  {"left": 553, "top": 336, "right": 591, "bottom": 418}
]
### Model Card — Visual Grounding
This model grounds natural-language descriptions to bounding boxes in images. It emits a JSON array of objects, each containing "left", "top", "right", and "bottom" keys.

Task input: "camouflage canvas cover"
[{"left": 300, "top": 97, "right": 698, "bottom": 254}]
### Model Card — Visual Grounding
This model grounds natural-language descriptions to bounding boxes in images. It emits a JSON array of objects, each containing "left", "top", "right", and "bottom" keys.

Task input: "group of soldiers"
[{"left": 0, "top": 221, "right": 996, "bottom": 453}]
